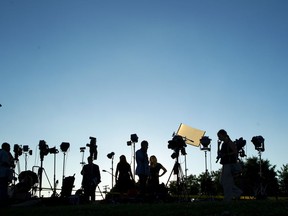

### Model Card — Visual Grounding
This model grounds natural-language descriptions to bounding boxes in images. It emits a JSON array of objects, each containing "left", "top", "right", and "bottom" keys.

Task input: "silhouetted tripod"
[{"left": 166, "top": 156, "right": 188, "bottom": 201}]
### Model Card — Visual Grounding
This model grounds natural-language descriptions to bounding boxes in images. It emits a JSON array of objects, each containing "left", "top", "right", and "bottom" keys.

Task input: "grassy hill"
[{"left": 2, "top": 198, "right": 288, "bottom": 216}]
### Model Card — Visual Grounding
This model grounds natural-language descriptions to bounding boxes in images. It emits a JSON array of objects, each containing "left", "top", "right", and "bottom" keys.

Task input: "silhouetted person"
[
  {"left": 217, "top": 129, "right": 242, "bottom": 202},
  {"left": 136, "top": 140, "right": 149, "bottom": 196},
  {"left": 148, "top": 155, "right": 167, "bottom": 193},
  {"left": 115, "top": 155, "right": 134, "bottom": 193},
  {"left": 81, "top": 156, "right": 101, "bottom": 202},
  {"left": 0, "top": 142, "right": 14, "bottom": 207}
]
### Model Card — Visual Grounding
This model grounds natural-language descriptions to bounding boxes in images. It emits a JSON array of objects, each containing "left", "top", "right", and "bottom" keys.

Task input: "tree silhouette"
[
  {"left": 185, "top": 174, "right": 200, "bottom": 195},
  {"left": 241, "top": 156, "right": 278, "bottom": 199},
  {"left": 277, "top": 164, "right": 288, "bottom": 196},
  {"left": 167, "top": 157, "right": 280, "bottom": 200}
]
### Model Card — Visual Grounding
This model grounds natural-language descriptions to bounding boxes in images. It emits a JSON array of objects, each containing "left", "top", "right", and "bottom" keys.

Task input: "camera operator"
[
  {"left": 81, "top": 156, "right": 101, "bottom": 203},
  {"left": 217, "top": 129, "right": 242, "bottom": 202},
  {"left": 0, "top": 142, "right": 14, "bottom": 206}
]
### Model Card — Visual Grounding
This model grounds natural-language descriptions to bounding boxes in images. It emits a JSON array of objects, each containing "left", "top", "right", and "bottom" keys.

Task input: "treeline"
[{"left": 169, "top": 156, "right": 288, "bottom": 199}]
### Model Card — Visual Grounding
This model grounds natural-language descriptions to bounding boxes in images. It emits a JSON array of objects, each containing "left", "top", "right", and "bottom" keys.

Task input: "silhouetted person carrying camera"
[
  {"left": 217, "top": 129, "right": 242, "bottom": 202},
  {"left": 136, "top": 140, "right": 149, "bottom": 196},
  {"left": 115, "top": 155, "right": 134, "bottom": 193},
  {"left": 81, "top": 156, "right": 101, "bottom": 203}
]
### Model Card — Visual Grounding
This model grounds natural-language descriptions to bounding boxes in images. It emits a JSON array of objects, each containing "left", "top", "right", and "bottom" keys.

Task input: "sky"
[{"left": 1, "top": 0, "right": 288, "bottom": 199}]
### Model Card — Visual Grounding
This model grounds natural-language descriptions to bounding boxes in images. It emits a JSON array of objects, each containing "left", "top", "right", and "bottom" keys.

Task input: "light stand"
[
  {"left": 200, "top": 136, "right": 211, "bottom": 174},
  {"left": 13, "top": 144, "right": 23, "bottom": 184},
  {"left": 184, "top": 154, "right": 188, "bottom": 178},
  {"left": 38, "top": 140, "right": 47, "bottom": 197},
  {"left": 251, "top": 136, "right": 266, "bottom": 199},
  {"left": 23, "top": 145, "right": 32, "bottom": 171},
  {"left": 50, "top": 146, "right": 59, "bottom": 197},
  {"left": 127, "top": 134, "right": 138, "bottom": 179},
  {"left": 107, "top": 152, "right": 115, "bottom": 188},
  {"left": 80, "top": 147, "right": 86, "bottom": 166},
  {"left": 79, "top": 147, "right": 86, "bottom": 196},
  {"left": 200, "top": 136, "right": 212, "bottom": 196},
  {"left": 60, "top": 142, "right": 70, "bottom": 190}
]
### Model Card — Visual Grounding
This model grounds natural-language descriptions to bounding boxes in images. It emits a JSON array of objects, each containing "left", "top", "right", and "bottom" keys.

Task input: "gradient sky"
[{"left": 1, "top": 0, "right": 288, "bottom": 199}]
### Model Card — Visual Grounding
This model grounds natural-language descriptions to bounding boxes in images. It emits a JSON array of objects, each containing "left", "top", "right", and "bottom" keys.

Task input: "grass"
[{"left": 2, "top": 198, "right": 288, "bottom": 216}]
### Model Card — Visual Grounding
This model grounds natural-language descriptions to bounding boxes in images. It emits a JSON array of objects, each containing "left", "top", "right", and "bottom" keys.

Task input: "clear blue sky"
[{"left": 1, "top": 0, "right": 288, "bottom": 199}]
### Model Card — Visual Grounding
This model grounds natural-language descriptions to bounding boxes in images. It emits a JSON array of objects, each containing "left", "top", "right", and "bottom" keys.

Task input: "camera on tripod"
[
  {"left": 39, "top": 140, "right": 59, "bottom": 161},
  {"left": 168, "top": 135, "right": 187, "bottom": 159},
  {"left": 23, "top": 145, "right": 32, "bottom": 155},
  {"left": 235, "top": 137, "right": 246, "bottom": 157},
  {"left": 14, "top": 144, "right": 23, "bottom": 161},
  {"left": 86, "top": 136, "right": 98, "bottom": 160},
  {"left": 127, "top": 133, "right": 138, "bottom": 146}
]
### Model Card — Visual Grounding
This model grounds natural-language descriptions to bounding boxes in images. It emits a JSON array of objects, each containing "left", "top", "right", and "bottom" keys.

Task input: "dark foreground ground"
[{"left": 2, "top": 198, "right": 288, "bottom": 216}]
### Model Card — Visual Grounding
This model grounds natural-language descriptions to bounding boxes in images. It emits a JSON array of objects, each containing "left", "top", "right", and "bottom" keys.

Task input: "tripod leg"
[
  {"left": 166, "top": 167, "right": 175, "bottom": 187},
  {"left": 97, "top": 185, "right": 104, "bottom": 200}
]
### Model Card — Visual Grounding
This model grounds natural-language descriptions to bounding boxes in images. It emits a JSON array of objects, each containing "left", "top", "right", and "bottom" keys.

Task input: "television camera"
[
  {"left": 235, "top": 137, "right": 246, "bottom": 158},
  {"left": 23, "top": 145, "right": 32, "bottom": 155},
  {"left": 168, "top": 135, "right": 187, "bottom": 159},
  {"left": 13, "top": 144, "right": 23, "bottom": 161},
  {"left": 127, "top": 133, "right": 138, "bottom": 146},
  {"left": 39, "top": 140, "right": 59, "bottom": 161},
  {"left": 86, "top": 137, "right": 97, "bottom": 160}
]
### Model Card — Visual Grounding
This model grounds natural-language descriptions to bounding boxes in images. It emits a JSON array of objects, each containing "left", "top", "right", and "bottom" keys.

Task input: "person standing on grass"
[
  {"left": 115, "top": 155, "right": 135, "bottom": 193},
  {"left": 217, "top": 129, "right": 242, "bottom": 202},
  {"left": 81, "top": 156, "right": 101, "bottom": 203},
  {"left": 136, "top": 140, "right": 149, "bottom": 196},
  {"left": 148, "top": 155, "right": 167, "bottom": 193}
]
